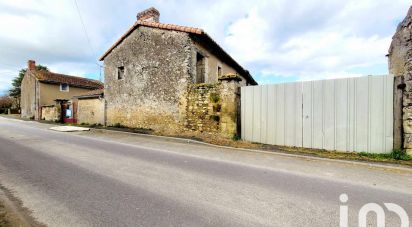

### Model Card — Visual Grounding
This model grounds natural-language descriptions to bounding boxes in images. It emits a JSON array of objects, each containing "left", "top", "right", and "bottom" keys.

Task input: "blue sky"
[{"left": 0, "top": 0, "right": 411, "bottom": 96}]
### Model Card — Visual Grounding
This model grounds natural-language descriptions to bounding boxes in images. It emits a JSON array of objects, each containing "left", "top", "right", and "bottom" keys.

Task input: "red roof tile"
[
  {"left": 99, "top": 21, "right": 203, "bottom": 61},
  {"left": 33, "top": 70, "right": 104, "bottom": 89}
]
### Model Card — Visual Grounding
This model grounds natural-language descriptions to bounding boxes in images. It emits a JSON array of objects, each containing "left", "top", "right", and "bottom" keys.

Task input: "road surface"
[{"left": 0, "top": 117, "right": 411, "bottom": 226}]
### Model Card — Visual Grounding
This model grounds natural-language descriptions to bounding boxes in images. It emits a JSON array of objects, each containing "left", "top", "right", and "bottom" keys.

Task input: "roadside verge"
[{"left": 0, "top": 184, "right": 44, "bottom": 227}]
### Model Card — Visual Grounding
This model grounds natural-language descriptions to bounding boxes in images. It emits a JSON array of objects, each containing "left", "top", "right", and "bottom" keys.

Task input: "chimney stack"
[
  {"left": 136, "top": 7, "right": 160, "bottom": 23},
  {"left": 28, "top": 60, "right": 36, "bottom": 71}
]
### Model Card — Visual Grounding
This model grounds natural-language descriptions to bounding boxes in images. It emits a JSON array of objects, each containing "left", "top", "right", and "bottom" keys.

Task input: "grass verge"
[{"left": 0, "top": 201, "right": 11, "bottom": 227}]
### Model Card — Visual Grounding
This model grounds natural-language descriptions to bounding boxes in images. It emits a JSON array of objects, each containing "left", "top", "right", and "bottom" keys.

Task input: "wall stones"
[
  {"left": 76, "top": 98, "right": 105, "bottom": 125},
  {"left": 389, "top": 6, "right": 412, "bottom": 77},
  {"left": 184, "top": 83, "right": 220, "bottom": 133},
  {"left": 182, "top": 78, "right": 240, "bottom": 138},
  {"left": 41, "top": 106, "right": 60, "bottom": 122},
  {"left": 390, "top": 6, "right": 412, "bottom": 153},
  {"left": 104, "top": 26, "right": 192, "bottom": 133}
]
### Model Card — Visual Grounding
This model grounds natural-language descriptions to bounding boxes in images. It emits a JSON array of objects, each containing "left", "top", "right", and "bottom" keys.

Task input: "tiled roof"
[
  {"left": 99, "top": 20, "right": 257, "bottom": 85},
  {"left": 99, "top": 21, "right": 203, "bottom": 61},
  {"left": 33, "top": 70, "right": 104, "bottom": 89},
  {"left": 137, "top": 21, "right": 203, "bottom": 34},
  {"left": 73, "top": 89, "right": 104, "bottom": 98}
]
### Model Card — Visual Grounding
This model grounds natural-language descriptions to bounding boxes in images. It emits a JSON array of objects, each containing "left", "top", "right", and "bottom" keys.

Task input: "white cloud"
[
  {"left": 221, "top": 0, "right": 410, "bottom": 82},
  {"left": 0, "top": 0, "right": 410, "bottom": 95}
]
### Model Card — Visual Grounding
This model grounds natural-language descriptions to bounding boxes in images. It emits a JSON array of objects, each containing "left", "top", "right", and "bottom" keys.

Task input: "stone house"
[
  {"left": 99, "top": 7, "right": 257, "bottom": 138},
  {"left": 20, "top": 60, "right": 104, "bottom": 121},
  {"left": 388, "top": 6, "right": 412, "bottom": 154}
]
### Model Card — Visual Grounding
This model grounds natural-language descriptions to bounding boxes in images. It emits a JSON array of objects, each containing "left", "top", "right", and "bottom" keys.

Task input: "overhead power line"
[{"left": 73, "top": 0, "right": 103, "bottom": 81}]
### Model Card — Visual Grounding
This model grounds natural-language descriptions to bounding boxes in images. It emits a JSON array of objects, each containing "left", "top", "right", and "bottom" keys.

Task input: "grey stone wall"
[
  {"left": 389, "top": 6, "right": 412, "bottom": 154},
  {"left": 182, "top": 78, "right": 241, "bottom": 138},
  {"left": 104, "top": 26, "right": 193, "bottom": 133},
  {"left": 20, "top": 72, "right": 38, "bottom": 119}
]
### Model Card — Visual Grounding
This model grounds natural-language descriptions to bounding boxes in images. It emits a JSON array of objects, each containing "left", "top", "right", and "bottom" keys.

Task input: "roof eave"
[
  {"left": 193, "top": 33, "right": 258, "bottom": 85},
  {"left": 73, "top": 94, "right": 103, "bottom": 99}
]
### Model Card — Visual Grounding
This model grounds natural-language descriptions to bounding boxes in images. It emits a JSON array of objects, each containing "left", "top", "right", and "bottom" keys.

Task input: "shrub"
[
  {"left": 210, "top": 93, "right": 220, "bottom": 103},
  {"left": 112, "top": 123, "right": 126, "bottom": 128},
  {"left": 232, "top": 134, "right": 241, "bottom": 141},
  {"left": 391, "top": 149, "right": 411, "bottom": 161}
]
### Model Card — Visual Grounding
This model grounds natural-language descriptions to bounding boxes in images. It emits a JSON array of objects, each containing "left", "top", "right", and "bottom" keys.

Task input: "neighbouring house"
[
  {"left": 100, "top": 7, "right": 257, "bottom": 138},
  {"left": 72, "top": 89, "right": 105, "bottom": 125},
  {"left": 388, "top": 6, "right": 412, "bottom": 151},
  {"left": 20, "top": 60, "right": 104, "bottom": 122}
]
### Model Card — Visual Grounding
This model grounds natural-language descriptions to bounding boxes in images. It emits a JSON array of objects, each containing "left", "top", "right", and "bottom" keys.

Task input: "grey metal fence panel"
[{"left": 241, "top": 75, "right": 394, "bottom": 153}]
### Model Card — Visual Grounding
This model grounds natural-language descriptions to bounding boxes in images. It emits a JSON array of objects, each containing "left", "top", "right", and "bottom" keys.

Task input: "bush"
[
  {"left": 232, "top": 134, "right": 241, "bottom": 141},
  {"left": 359, "top": 149, "right": 412, "bottom": 161},
  {"left": 391, "top": 149, "right": 411, "bottom": 160},
  {"left": 112, "top": 123, "right": 126, "bottom": 128},
  {"left": 209, "top": 93, "right": 220, "bottom": 103}
]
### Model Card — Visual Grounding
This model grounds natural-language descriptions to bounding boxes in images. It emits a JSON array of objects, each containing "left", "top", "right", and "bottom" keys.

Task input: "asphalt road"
[{"left": 0, "top": 117, "right": 411, "bottom": 226}]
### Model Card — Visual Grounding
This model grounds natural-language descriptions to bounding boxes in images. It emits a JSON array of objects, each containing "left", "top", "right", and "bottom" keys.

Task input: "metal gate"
[{"left": 241, "top": 75, "right": 393, "bottom": 153}]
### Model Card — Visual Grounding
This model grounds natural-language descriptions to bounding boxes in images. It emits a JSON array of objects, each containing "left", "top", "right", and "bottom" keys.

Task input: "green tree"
[{"left": 9, "top": 65, "right": 49, "bottom": 109}]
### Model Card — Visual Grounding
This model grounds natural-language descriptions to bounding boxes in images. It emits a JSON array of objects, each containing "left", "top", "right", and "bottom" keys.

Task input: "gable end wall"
[{"left": 103, "top": 26, "right": 193, "bottom": 132}]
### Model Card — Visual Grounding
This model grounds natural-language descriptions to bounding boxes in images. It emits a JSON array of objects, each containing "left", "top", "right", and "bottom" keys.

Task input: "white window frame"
[{"left": 60, "top": 83, "right": 69, "bottom": 92}]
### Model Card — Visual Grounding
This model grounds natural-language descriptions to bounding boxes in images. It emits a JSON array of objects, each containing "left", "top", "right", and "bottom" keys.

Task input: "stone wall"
[
  {"left": 182, "top": 77, "right": 241, "bottom": 138},
  {"left": 389, "top": 6, "right": 412, "bottom": 154},
  {"left": 20, "top": 72, "right": 37, "bottom": 119},
  {"left": 104, "top": 26, "right": 192, "bottom": 133},
  {"left": 76, "top": 98, "right": 105, "bottom": 125},
  {"left": 219, "top": 78, "right": 240, "bottom": 137},
  {"left": 41, "top": 105, "right": 60, "bottom": 122},
  {"left": 184, "top": 83, "right": 220, "bottom": 133}
]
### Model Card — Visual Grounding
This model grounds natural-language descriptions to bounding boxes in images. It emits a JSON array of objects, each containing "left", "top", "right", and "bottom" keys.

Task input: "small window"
[
  {"left": 117, "top": 66, "right": 125, "bottom": 80},
  {"left": 196, "top": 52, "right": 205, "bottom": 83},
  {"left": 217, "top": 66, "right": 222, "bottom": 78},
  {"left": 60, "top": 83, "right": 69, "bottom": 92}
]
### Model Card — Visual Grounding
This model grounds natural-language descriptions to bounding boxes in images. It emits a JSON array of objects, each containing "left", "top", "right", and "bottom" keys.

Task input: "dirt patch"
[{"left": 0, "top": 185, "right": 44, "bottom": 227}]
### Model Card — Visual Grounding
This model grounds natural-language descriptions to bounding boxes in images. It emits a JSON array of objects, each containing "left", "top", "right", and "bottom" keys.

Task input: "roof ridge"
[
  {"left": 35, "top": 70, "right": 103, "bottom": 84},
  {"left": 136, "top": 20, "right": 204, "bottom": 34},
  {"left": 33, "top": 70, "right": 104, "bottom": 89}
]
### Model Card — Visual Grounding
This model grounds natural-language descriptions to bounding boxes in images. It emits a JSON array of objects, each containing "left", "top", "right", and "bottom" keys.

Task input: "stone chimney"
[
  {"left": 28, "top": 60, "right": 36, "bottom": 71},
  {"left": 136, "top": 7, "right": 160, "bottom": 22}
]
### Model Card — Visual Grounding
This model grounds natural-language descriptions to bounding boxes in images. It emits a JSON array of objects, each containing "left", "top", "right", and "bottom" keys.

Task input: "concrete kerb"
[{"left": 90, "top": 128, "right": 412, "bottom": 173}]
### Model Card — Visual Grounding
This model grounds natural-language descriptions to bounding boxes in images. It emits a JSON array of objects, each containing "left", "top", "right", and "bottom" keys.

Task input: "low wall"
[
  {"left": 182, "top": 79, "right": 240, "bottom": 138},
  {"left": 77, "top": 98, "right": 105, "bottom": 125},
  {"left": 41, "top": 106, "right": 60, "bottom": 122}
]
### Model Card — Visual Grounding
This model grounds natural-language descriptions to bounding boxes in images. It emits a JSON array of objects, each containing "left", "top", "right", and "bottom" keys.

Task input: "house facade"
[
  {"left": 100, "top": 7, "right": 257, "bottom": 138},
  {"left": 21, "top": 60, "right": 104, "bottom": 121}
]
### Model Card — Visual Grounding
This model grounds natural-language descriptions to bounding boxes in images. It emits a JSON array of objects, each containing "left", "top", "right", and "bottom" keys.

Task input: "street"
[{"left": 0, "top": 116, "right": 411, "bottom": 226}]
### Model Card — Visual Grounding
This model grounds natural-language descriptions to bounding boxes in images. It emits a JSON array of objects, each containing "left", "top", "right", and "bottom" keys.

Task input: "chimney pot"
[
  {"left": 137, "top": 7, "right": 160, "bottom": 22},
  {"left": 28, "top": 60, "right": 36, "bottom": 71}
]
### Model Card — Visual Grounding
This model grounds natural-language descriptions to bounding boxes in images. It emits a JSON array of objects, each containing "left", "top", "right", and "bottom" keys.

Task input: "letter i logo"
[{"left": 340, "top": 194, "right": 348, "bottom": 227}]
